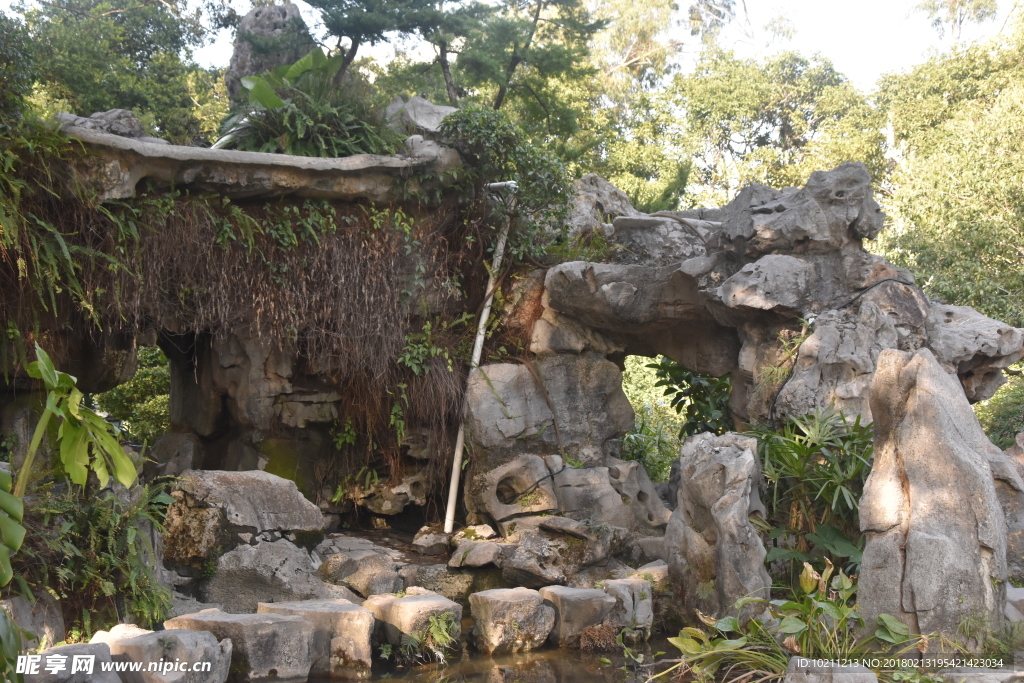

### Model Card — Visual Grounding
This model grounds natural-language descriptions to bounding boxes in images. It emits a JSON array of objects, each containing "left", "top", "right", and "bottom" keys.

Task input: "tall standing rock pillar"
[{"left": 858, "top": 348, "right": 1007, "bottom": 640}]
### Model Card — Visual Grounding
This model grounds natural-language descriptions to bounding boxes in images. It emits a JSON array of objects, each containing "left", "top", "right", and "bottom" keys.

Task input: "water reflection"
[{"left": 317, "top": 640, "right": 671, "bottom": 683}]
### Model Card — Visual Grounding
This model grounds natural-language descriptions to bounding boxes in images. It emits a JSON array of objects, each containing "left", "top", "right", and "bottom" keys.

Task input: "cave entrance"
[{"left": 619, "top": 354, "right": 734, "bottom": 484}]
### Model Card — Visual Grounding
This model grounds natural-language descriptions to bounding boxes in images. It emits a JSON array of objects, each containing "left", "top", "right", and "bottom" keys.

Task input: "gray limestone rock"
[
  {"left": 538, "top": 586, "right": 616, "bottom": 648},
  {"left": 412, "top": 526, "right": 450, "bottom": 555},
  {"left": 90, "top": 624, "right": 232, "bottom": 683},
  {"left": 174, "top": 469, "right": 323, "bottom": 533},
  {"left": 22, "top": 642, "right": 120, "bottom": 683},
  {"left": 609, "top": 215, "right": 706, "bottom": 266},
  {"left": 469, "top": 587, "right": 555, "bottom": 654},
  {"left": 163, "top": 609, "right": 313, "bottom": 682},
  {"left": 318, "top": 550, "right": 402, "bottom": 598},
  {"left": 602, "top": 579, "right": 653, "bottom": 641},
  {"left": 199, "top": 539, "right": 354, "bottom": 612},
  {"left": 0, "top": 593, "right": 65, "bottom": 649},
  {"left": 719, "top": 254, "right": 814, "bottom": 313},
  {"left": 664, "top": 432, "right": 771, "bottom": 623},
  {"left": 363, "top": 587, "right": 462, "bottom": 646},
  {"left": 387, "top": 96, "right": 457, "bottom": 136},
  {"left": 858, "top": 348, "right": 1007, "bottom": 640},
  {"left": 257, "top": 599, "right": 374, "bottom": 678},
  {"left": 567, "top": 173, "right": 641, "bottom": 238},
  {"left": 225, "top": 4, "right": 315, "bottom": 101},
  {"left": 927, "top": 304, "right": 1024, "bottom": 402}
]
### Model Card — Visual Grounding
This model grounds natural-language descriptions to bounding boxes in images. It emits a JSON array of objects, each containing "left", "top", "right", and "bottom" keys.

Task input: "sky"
[{"left": 3, "top": 0, "right": 1019, "bottom": 93}]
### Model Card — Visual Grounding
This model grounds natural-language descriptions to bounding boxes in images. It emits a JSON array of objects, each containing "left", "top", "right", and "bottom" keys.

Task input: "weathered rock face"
[
  {"left": 163, "top": 609, "right": 313, "bottom": 682},
  {"left": 469, "top": 587, "right": 555, "bottom": 654},
  {"left": 90, "top": 624, "right": 232, "bottom": 683},
  {"left": 225, "top": 4, "right": 316, "bottom": 102},
  {"left": 22, "top": 642, "right": 121, "bottom": 683},
  {"left": 602, "top": 578, "right": 653, "bottom": 642},
  {"left": 363, "top": 587, "right": 462, "bottom": 646},
  {"left": 257, "top": 599, "right": 374, "bottom": 678},
  {"left": 386, "top": 96, "right": 457, "bottom": 137},
  {"left": 198, "top": 539, "right": 351, "bottom": 613},
  {"left": 1, "top": 593, "right": 65, "bottom": 649},
  {"left": 567, "top": 173, "right": 641, "bottom": 239},
  {"left": 858, "top": 348, "right": 1007, "bottom": 639},
  {"left": 664, "top": 432, "right": 770, "bottom": 622},
  {"left": 163, "top": 470, "right": 323, "bottom": 567},
  {"left": 464, "top": 355, "right": 633, "bottom": 467},
  {"left": 318, "top": 550, "right": 403, "bottom": 598},
  {"left": 538, "top": 586, "right": 616, "bottom": 648}
]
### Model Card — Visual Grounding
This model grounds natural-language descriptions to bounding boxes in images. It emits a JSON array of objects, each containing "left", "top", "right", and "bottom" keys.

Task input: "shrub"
[
  {"left": 95, "top": 347, "right": 170, "bottom": 446},
  {"left": 649, "top": 356, "right": 733, "bottom": 438},
  {"left": 0, "top": 12, "right": 35, "bottom": 132},
  {"left": 975, "top": 371, "right": 1024, "bottom": 450},
  {"left": 15, "top": 483, "right": 174, "bottom": 636},
  {"left": 219, "top": 48, "right": 400, "bottom": 158},
  {"left": 750, "top": 411, "right": 872, "bottom": 576}
]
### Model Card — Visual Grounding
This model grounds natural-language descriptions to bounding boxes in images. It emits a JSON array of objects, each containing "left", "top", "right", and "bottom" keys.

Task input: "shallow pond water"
[{"left": 311, "top": 638, "right": 675, "bottom": 683}]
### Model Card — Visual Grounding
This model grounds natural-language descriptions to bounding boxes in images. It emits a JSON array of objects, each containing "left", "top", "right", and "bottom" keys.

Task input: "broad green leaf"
[
  {"left": 246, "top": 77, "right": 285, "bottom": 109},
  {"left": 0, "top": 491, "right": 23, "bottom": 522},
  {"left": 668, "top": 636, "right": 703, "bottom": 655},
  {"left": 778, "top": 616, "right": 808, "bottom": 634},
  {"left": 0, "top": 514, "right": 25, "bottom": 553},
  {"left": 0, "top": 546, "right": 11, "bottom": 587},
  {"left": 59, "top": 423, "right": 90, "bottom": 486},
  {"left": 714, "top": 616, "right": 740, "bottom": 633}
]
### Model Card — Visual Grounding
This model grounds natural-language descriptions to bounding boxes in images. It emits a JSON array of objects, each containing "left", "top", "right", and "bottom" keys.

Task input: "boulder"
[
  {"left": 719, "top": 254, "right": 814, "bottom": 313},
  {"left": 664, "top": 432, "right": 771, "bottom": 622},
  {"left": 363, "top": 588, "right": 462, "bottom": 646},
  {"left": 164, "top": 470, "right": 323, "bottom": 566},
  {"left": 225, "top": 4, "right": 315, "bottom": 101},
  {"left": 609, "top": 214, "right": 706, "bottom": 266},
  {"left": 605, "top": 457, "right": 673, "bottom": 530},
  {"left": 501, "top": 531, "right": 567, "bottom": 588},
  {"left": 538, "top": 586, "right": 616, "bottom": 648},
  {"left": 469, "top": 587, "right": 555, "bottom": 654},
  {"left": 452, "top": 524, "right": 498, "bottom": 545},
  {"left": 858, "top": 348, "right": 1007, "bottom": 639},
  {"left": 257, "top": 599, "right": 374, "bottom": 678},
  {"left": 1, "top": 593, "right": 65, "bottom": 648},
  {"left": 552, "top": 467, "right": 634, "bottom": 528},
  {"left": 784, "top": 658, "right": 877, "bottom": 683},
  {"left": 927, "top": 304, "right": 1024, "bottom": 402},
  {"left": 602, "top": 579, "right": 653, "bottom": 641},
  {"left": 449, "top": 540, "right": 506, "bottom": 568},
  {"left": 411, "top": 526, "right": 450, "bottom": 555},
  {"left": 144, "top": 432, "right": 203, "bottom": 479},
  {"left": 317, "top": 550, "right": 402, "bottom": 598},
  {"left": 90, "top": 624, "right": 232, "bottom": 683},
  {"left": 163, "top": 609, "right": 313, "bottom": 682},
  {"left": 199, "top": 539, "right": 354, "bottom": 612},
  {"left": 937, "top": 670, "right": 1024, "bottom": 683},
  {"left": 476, "top": 455, "right": 559, "bottom": 522},
  {"left": 463, "top": 355, "right": 634, "bottom": 481},
  {"left": 175, "top": 470, "right": 323, "bottom": 532},
  {"left": 21, "top": 642, "right": 120, "bottom": 683},
  {"left": 567, "top": 173, "right": 640, "bottom": 238},
  {"left": 386, "top": 96, "right": 457, "bottom": 136},
  {"left": 58, "top": 109, "right": 146, "bottom": 138},
  {"left": 399, "top": 564, "right": 476, "bottom": 604}
]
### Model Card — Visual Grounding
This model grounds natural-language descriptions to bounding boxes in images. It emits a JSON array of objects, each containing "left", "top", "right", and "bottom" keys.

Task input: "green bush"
[
  {"left": 95, "top": 347, "right": 170, "bottom": 446},
  {"left": 16, "top": 483, "right": 174, "bottom": 636},
  {"left": 749, "top": 411, "right": 872, "bottom": 574},
  {"left": 649, "top": 356, "right": 733, "bottom": 438},
  {"left": 219, "top": 48, "right": 400, "bottom": 158},
  {"left": 975, "top": 372, "right": 1024, "bottom": 450},
  {"left": 0, "top": 12, "right": 35, "bottom": 132},
  {"left": 621, "top": 404, "right": 679, "bottom": 483}
]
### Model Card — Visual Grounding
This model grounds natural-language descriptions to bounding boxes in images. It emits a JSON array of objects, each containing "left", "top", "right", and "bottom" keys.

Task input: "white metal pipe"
[{"left": 443, "top": 183, "right": 515, "bottom": 533}]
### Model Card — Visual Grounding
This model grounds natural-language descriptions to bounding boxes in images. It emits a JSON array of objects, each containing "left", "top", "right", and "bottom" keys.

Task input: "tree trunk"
[
  {"left": 332, "top": 39, "right": 361, "bottom": 91},
  {"left": 438, "top": 43, "right": 460, "bottom": 106}
]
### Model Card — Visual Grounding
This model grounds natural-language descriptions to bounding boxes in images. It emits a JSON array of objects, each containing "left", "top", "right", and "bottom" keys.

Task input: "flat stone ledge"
[{"left": 64, "top": 126, "right": 460, "bottom": 202}]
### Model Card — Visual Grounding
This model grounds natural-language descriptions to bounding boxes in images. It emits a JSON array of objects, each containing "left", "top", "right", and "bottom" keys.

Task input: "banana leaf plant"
[{"left": 1, "top": 344, "right": 137, "bottom": 587}]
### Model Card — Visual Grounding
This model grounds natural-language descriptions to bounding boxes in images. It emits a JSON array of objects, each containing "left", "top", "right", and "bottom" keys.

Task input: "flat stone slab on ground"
[
  {"left": 469, "top": 587, "right": 555, "bottom": 654},
  {"left": 258, "top": 599, "right": 373, "bottom": 678},
  {"left": 538, "top": 586, "right": 616, "bottom": 648},
  {"left": 164, "top": 608, "right": 313, "bottom": 681}
]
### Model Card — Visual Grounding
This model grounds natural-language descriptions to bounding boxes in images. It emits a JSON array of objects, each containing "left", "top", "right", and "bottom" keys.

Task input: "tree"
[
  {"left": 916, "top": 0, "right": 997, "bottom": 40},
  {"left": 0, "top": 11, "right": 36, "bottom": 132},
  {"left": 305, "top": 0, "right": 441, "bottom": 86},
  {"left": 20, "top": 0, "right": 225, "bottom": 144},
  {"left": 670, "top": 48, "right": 884, "bottom": 205},
  {"left": 874, "top": 26, "right": 1024, "bottom": 328}
]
